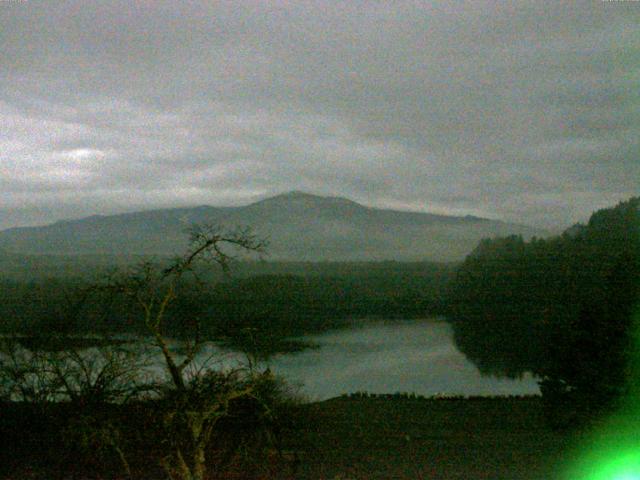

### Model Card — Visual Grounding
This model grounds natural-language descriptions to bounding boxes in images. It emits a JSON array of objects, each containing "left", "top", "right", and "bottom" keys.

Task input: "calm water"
[
  {"left": 3, "top": 319, "right": 540, "bottom": 401},
  {"left": 268, "top": 319, "right": 539, "bottom": 400}
]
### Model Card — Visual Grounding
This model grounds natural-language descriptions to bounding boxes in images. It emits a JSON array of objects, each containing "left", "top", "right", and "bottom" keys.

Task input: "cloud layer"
[{"left": 1, "top": 1, "right": 638, "bottom": 230}]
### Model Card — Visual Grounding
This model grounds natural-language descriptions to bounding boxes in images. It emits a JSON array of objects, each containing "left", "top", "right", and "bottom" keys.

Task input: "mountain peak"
[
  {"left": 258, "top": 191, "right": 358, "bottom": 205},
  {"left": 278, "top": 190, "right": 319, "bottom": 199}
]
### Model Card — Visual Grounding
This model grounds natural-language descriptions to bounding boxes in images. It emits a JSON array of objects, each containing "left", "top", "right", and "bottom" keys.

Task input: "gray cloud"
[{"left": 1, "top": 0, "right": 638, "bottom": 231}]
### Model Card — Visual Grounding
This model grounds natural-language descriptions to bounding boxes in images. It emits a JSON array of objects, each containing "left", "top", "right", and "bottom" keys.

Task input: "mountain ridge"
[{"left": 0, "top": 192, "right": 548, "bottom": 262}]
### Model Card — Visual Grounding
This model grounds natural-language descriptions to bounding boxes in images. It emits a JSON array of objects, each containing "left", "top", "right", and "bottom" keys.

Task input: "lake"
[
  {"left": 267, "top": 319, "right": 539, "bottom": 400},
  {"left": 2, "top": 319, "right": 540, "bottom": 401}
]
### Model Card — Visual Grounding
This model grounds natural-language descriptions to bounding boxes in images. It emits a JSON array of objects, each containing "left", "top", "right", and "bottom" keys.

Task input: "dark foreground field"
[
  {"left": 2, "top": 396, "right": 579, "bottom": 479},
  {"left": 281, "top": 396, "right": 572, "bottom": 480}
]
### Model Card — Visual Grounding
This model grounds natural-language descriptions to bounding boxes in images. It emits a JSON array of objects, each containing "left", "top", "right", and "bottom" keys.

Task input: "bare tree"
[
  {"left": 1, "top": 225, "right": 293, "bottom": 480},
  {"left": 106, "top": 225, "right": 266, "bottom": 389},
  {"left": 102, "top": 224, "right": 269, "bottom": 480}
]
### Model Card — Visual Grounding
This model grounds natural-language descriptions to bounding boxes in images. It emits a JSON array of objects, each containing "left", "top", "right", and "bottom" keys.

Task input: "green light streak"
[
  {"left": 569, "top": 449, "right": 640, "bottom": 480},
  {"left": 563, "top": 306, "right": 640, "bottom": 480}
]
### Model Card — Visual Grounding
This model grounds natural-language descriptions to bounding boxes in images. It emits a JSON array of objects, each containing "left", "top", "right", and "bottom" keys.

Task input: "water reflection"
[
  {"left": 2, "top": 320, "right": 540, "bottom": 402},
  {"left": 267, "top": 319, "right": 540, "bottom": 400}
]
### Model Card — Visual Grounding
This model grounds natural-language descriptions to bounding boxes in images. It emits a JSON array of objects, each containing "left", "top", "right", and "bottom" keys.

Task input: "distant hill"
[{"left": 0, "top": 192, "right": 547, "bottom": 262}]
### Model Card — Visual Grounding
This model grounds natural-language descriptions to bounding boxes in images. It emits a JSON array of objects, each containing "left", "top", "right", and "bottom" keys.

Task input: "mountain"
[{"left": 0, "top": 192, "right": 548, "bottom": 262}]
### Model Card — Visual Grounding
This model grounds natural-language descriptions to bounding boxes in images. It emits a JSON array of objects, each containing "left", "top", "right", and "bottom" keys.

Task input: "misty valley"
[{"left": 1, "top": 196, "right": 638, "bottom": 480}]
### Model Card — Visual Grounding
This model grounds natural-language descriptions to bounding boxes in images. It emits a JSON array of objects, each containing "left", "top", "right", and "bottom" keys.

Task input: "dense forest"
[{"left": 447, "top": 197, "right": 640, "bottom": 420}]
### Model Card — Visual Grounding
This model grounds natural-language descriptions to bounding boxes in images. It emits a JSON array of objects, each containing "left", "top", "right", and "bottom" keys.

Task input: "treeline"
[
  {"left": 447, "top": 197, "right": 640, "bottom": 420},
  {"left": 0, "top": 261, "right": 453, "bottom": 352}
]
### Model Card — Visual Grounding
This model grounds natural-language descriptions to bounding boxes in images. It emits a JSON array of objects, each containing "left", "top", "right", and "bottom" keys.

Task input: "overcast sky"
[{"left": 1, "top": 1, "right": 638, "bottom": 231}]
